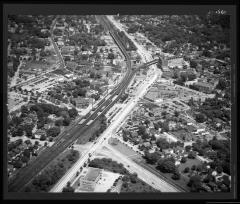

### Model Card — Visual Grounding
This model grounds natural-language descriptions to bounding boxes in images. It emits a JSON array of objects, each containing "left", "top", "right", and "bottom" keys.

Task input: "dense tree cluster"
[
  {"left": 89, "top": 158, "right": 129, "bottom": 175},
  {"left": 24, "top": 150, "right": 79, "bottom": 192},
  {"left": 197, "top": 97, "right": 230, "bottom": 124},
  {"left": 8, "top": 15, "right": 55, "bottom": 77},
  {"left": 157, "top": 157, "right": 176, "bottom": 173},
  {"left": 120, "top": 13, "right": 230, "bottom": 54},
  {"left": 46, "top": 126, "right": 61, "bottom": 138}
]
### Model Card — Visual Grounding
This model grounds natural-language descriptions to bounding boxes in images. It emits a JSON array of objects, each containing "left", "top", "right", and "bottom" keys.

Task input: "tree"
[
  {"left": 157, "top": 58, "right": 162, "bottom": 69},
  {"left": 196, "top": 164, "right": 202, "bottom": 172},
  {"left": 174, "top": 110, "right": 179, "bottom": 117},
  {"left": 13, "top": 160, "right": 23, "bottom": 169},
  {"left": 188, "top": 73, "right": 197, "bottom": 81},
  {"left": 190, "top": 60, "right": 198, "bottom": 68},
  {"left": 107, "top": 53, "right": 115, "bottom": 60},
  {"left": 40, "top": 135, "right": 46, "bottom": 141},
  {"left": 156, "top": 138, "right": 170, "bottom": 149},
  {"left": 171, "top": 171, "right": 181, "bottom": 180},
  {"left": 185, "top": 145, "right": 192, "bottom": 152},
  {"left": 180, "top": 72, "right": 187, "bottom": 82},
  {"left": 191, "top": 165, "right": 196, "bottom": 171},
  {"left": 216, "top": 166, "right": 223, "bottom": 174},
  {"left": 16, "top": 126, "right": 24, "bottom": 137},
  {"left": 138, "top": 125, "right": 146, "bottom": 136},
  {"left": 25, "top": 140, "right": 31, "bottom": 145},
  {"left": 130, "top": 173, "right": 138, "bottom": 183},
  {"left": 161, "top": 121, "right": 169, "bottom": 132},
  {"left": 181, "top": 157, "right": 187, "bottom": 163},
  {"left": 55, "top": 119, "right": 63, "bottom": 126},
  {"left": 188, "top": 151, "right": 197, "bottom": 159},
  {"left": 195, "top": 113, "right": 206, "bottom": 123},
  {"left": 216, "top": 78, "right": 227, "bottom": 90},
  {"left": 202, "top": 50, "right": 212, "bottom": 57},
  {"left": 144, "top": 152, "right": 159, "bottom": 164},
  {"left": 25, "top": 128, "right": 33, "bottom": 137},
  {"left": 188, "top": 175, "right": 202, "bottom": 192},
  {"left": 184, "top": 167, "right": 190, "bottom": 173},
  {"left": 68, "top": 108, "right": 78, "bottom": 118},
  {"left": 157, "top": 158, "right": 176, "bottom": 173},
  {"left": 46, "top": 127, "right": 61, "bottom": 138},
  {"left": 21, "top": 105, "right": 29, "bottom": 116},
  {"left": 63, "top": 117, "right": 71, "bottom": 126},
  {"left": 21, "top": 156, "right": 29, "bottom": 163},
  {"left": 122, "top": 175, "right": 130, "bottom": 182}
]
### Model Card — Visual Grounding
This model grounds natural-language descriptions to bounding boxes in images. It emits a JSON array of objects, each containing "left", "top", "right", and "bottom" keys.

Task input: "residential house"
[{"left": 34, "top": 129, "right": 46, "bottom": 139}]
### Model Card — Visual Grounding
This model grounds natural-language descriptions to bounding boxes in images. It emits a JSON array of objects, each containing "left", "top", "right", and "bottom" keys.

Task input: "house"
[
  {"left": 57, "top": 41, "right": 64, "bottom": 46},
  {"left": 75, "top": 97, "right": 89, "bottom": 109},
  {"left": 143, "top": 142, "right": 151, "bottom": 148},
  {"left": 34, "top": 129, "right": 46, "bottom": 139},
  {"left": 163, "top": 149, "right": 174, "bottom": 155},
  {"left": 193, "top": 82, "right": 214, "bottom": 94}
]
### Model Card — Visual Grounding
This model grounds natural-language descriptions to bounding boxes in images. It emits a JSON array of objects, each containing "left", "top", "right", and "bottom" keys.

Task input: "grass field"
[
  {"left": 178, "top": 158, "right": 202, "bottom": 173},
  {"left": 76, "top": 119, "right": 101, "bottom": 144}
]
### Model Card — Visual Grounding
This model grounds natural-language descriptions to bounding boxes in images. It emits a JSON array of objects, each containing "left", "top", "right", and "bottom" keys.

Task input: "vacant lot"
[
  {"left": 22, "top": 60, "right": 49, "bottom": 72},
  {"left": 110, "top": 140, "right": 143, "bottom": 163}
]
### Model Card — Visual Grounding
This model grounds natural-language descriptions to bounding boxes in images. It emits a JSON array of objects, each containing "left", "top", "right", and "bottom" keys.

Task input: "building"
[
  {"left": 194, "top": 82, "right": 214, "bottom": 94},
  {"left": 79, "top": 167, "right": 102, "bottom": 191},
  {"left": 34, "top": 129, "right": 46, "bottom": 139},
  {"left": 167, "top": 57, "right": 184, "bottom": 69},
  {"left": 75, "top": 97, "right": 89, "bottom": 109}
]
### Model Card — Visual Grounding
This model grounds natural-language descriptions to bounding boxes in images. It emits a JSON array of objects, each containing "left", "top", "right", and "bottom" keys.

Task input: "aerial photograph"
[{"left": 7, "top": 13, "right": 231, "bottom": 193}]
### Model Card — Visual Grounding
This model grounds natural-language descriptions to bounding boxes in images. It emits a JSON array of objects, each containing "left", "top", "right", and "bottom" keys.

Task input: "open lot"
[
  {"left": 22, "top": 60, "right": 49, "bottom": 72},
  {"left": 110, "top": 140, "right": 143, "bottom": 163}
]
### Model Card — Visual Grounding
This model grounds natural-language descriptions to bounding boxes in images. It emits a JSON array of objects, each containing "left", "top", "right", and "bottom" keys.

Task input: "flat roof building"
[{"left": 78, "top": 167, "right": 102, "bottom": 192}]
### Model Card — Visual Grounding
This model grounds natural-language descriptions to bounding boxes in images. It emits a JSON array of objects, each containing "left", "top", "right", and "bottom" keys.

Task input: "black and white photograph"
[{"left": 2, "top": 2, "right": 238, "bottom": 201}]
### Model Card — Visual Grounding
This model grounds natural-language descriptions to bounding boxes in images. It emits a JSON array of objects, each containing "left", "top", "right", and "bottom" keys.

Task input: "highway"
[{"left": 8, "top": 15, "right": 136, "bottom": 192}]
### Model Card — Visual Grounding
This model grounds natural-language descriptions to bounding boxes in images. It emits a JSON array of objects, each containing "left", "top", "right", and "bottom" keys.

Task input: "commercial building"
[{"left": 78, "top": 167, "right": 102, "bottom": 191}]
